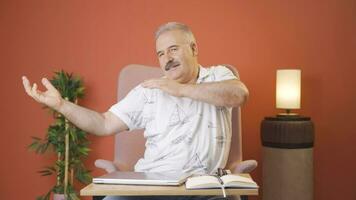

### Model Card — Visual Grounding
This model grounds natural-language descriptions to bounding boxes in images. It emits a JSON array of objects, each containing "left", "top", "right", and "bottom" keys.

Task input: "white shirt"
[{"left": 109, "top": 65, "right": 238, "bottom": 174}]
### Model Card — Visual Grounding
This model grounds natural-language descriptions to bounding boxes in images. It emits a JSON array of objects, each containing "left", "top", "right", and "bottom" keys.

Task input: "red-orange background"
[{"left": 1, "top": 0, "right": 355, "bottom": 199}]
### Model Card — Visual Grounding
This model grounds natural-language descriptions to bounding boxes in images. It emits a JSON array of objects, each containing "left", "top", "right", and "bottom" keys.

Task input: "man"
[{"left": 22, "top": 22, "right": 249, "bottom": 199}]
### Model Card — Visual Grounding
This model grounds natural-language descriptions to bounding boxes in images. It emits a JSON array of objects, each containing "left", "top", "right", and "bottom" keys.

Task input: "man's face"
[{"left": 156, "top": 30, "right": 198, "bottom": 83}]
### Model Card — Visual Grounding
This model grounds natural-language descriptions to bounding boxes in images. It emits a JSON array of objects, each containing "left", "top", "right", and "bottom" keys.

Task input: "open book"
[{"left": 185, "top": 174, "right": 258, "bottom": 189}]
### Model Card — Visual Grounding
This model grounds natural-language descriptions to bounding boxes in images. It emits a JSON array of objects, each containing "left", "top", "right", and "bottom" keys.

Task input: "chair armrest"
[
  {"left": 230, "top": 160, "right": 258, "bottom": 174},
  {"left": 95, "top": 159, "right": 117, "bottom": 173}
]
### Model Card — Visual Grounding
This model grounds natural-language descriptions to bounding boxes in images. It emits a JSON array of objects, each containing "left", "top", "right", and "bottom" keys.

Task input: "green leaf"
[
  {"left": 28, "top": 140, "right": 40, "bottom": 151},
  {"left": 68, "top": 192, "right": 80, "bottom": 200},
  {"left": 78, "top": 147, "right": 90, "bottom": 156},
  {"left": 69, "top": 126, "right": 77, "bottom": 142},
  {"left": 38, "top": 170, "right": 53, "bottom": 176}
]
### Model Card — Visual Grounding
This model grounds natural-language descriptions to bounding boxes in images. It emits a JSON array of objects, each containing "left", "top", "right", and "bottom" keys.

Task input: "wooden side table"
[{"left": 261, "top": 116, "right": 314, "bottom": 200}]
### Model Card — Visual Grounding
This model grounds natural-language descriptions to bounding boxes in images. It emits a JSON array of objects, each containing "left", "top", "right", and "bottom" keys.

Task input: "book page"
[
  {"left": 185, "top": 175, "right": 221, "bottom": 189},
  {"left": 221, "top": 174, "right": 258, "bottom": 188},
  {"left": 221, "top": 174, "right": 255, "bottom": 184}
]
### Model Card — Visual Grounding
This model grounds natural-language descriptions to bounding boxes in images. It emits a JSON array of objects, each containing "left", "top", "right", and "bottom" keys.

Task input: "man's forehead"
[{"left": 156, "top": 30, "right": 188, "bottom": 51}]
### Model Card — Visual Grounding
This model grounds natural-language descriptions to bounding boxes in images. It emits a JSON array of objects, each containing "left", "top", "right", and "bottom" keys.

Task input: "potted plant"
[{"left": 29, "top": 70, "right": 92, "bottom": 200}]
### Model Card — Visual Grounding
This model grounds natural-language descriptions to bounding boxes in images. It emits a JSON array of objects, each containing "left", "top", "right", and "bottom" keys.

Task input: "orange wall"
[{"left": 1, "top": 0, "right": 355, "bottom": 199}]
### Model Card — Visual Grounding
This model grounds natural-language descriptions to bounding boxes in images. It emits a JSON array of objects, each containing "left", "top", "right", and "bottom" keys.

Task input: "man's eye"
[
  {"left": 170, "top": 47, "right": 178, "bottom": 52},
  {"left": 158, "top": 53, "right": 163, "bottom": 57}
]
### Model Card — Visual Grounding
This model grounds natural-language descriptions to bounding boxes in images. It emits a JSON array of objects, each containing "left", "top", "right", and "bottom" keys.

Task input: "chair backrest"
[{"left": 113, "top": 64, "right": 242, "bottom": 171}]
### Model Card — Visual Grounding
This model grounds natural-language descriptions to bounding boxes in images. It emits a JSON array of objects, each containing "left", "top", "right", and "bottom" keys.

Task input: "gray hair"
[{"left": 155, "top": 22, "right": 196, "bottom": 44}]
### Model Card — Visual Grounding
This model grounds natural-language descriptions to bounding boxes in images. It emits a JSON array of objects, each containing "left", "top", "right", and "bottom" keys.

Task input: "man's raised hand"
[{"left": 22, "top": 76, "right": 63, "bottom": 110}]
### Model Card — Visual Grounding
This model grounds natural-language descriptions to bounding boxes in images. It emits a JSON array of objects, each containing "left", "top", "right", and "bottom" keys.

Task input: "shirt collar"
[{"left": 196, "top": 65, "right": 209, "bottom": 83}]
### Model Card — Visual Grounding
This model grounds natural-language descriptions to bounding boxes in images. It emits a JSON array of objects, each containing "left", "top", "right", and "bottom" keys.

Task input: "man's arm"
[
  {"left": 182, "top": 65, "right": 249, "bottom": 107},
  {"left": 22, "top": 76, "right": 128, "bottom": 136},
  {"left": 142, "top": 78, "right": 248, "bottom": 107},
  {"left": 180, "top": 79, "right": 248, "bottom": 107},
  {"left": 55, "top": 101, "right": 128, "bottom": 136}
]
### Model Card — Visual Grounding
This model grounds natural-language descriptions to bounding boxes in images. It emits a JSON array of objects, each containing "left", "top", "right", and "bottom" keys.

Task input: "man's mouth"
[{"left": 165, "top": 61, "right": 180, "bottom": 71}]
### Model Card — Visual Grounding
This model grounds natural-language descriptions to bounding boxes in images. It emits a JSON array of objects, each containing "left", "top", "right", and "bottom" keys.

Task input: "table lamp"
[{"left": 276, "top": 69, "right": 301, "bottom": 116}]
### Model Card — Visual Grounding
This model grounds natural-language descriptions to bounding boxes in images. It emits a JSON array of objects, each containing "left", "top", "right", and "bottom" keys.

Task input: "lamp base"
[
  {"left": 265, "top": 115, "right": 310, "bottom": 121},
  {"left": 277, "top": 112, "right": 299, "bottom": 117}
]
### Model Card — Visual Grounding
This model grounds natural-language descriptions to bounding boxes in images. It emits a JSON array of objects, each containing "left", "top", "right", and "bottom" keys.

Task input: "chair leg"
[
  {"left": 93, "top": 196, "right": 105, "bottom": 200},
  {"left": 240, "top": 195, "right": 248, "bottom": 200}
]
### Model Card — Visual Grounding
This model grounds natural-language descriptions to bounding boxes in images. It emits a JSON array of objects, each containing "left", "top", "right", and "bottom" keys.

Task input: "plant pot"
[{"left": 53, "top": 193, "right": 65, "bottom": 200}]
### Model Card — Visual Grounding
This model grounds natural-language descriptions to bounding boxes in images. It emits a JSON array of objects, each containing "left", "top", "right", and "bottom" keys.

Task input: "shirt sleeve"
[
  {"left": 212, "top": 65, "right": 240, "bottom": 81},
  {"left": 108, "top": 85, "right": 147, "bottom": 131}
]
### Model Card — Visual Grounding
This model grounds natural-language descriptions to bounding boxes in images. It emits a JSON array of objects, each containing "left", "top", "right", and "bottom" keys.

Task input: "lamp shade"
[{"left": 276, "top": 69, "right": 301, "bottom": 109}]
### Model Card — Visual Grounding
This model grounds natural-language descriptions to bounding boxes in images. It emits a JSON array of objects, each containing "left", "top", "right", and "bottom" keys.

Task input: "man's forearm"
[
  {"left": 56, "top": 100, "right": 112, "bottom": 136},
  {"left": 180, "top": 79, "right": 249, "bottom": 107}
]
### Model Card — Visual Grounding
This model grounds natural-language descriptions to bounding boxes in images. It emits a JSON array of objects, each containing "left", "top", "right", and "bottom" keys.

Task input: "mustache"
[{"left": 165, "top": 60, "right": 180, "bottom": 71}]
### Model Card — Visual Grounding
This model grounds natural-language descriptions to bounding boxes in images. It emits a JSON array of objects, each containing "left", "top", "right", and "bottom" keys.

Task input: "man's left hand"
[{"left": 141, "top": 78, "right": 186, "bottom": 97}]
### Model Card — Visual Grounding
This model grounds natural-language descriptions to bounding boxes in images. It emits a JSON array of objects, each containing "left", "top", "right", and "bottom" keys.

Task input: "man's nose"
[{"left": 164, "top": 54, "right": 174, "bottom": 64}]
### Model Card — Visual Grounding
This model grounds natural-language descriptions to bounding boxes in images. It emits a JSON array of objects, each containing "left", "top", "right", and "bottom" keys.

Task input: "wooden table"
[{"left": 81, "top": 174, "right": 258, "bottom": 199}]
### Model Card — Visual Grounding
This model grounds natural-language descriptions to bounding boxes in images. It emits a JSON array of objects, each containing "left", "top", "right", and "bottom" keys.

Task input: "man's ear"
[{"left": 190, "top": 42, "right": 198, "bottom": 56}]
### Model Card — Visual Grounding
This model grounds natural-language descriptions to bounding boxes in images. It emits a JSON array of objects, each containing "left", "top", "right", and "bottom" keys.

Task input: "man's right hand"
[
  {"left": 22, "top": 75, "right": 128, "bottom": 136},
  {"left": 22, "top": 76, "right": 63, "bottom": 110}
]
